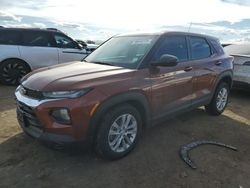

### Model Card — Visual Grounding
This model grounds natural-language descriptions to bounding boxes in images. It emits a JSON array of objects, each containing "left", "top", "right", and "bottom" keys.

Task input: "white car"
[
  {"left": 76, "top": 40, "right": 99, "bottom": 53},
  {"left": 0, "top": 28, "right": 88, "bottom": 85},
  {"left": 224, "top": 43, "right": 250, "bottom": 89},
  {"left": 86, "top": 43, "right": 99, "bottom": 52}
]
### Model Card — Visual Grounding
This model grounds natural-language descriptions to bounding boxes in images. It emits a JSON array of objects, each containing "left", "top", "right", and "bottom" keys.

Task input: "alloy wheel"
[
  {"left": 2, "top": 62, "right": 28, "bottom": 85},
  {"left": 216, "top": 87, "right": 228, "bottom": 111},
  {"left": 108, "top": 114, "right": 138, "bottom": 153}
]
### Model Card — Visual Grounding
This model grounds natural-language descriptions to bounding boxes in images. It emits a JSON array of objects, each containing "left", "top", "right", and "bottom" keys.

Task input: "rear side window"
[
  {"left": 190, "top": 37, "right": 211, "bottom": 60},
  {"left": 153, "top": 36, "right": 188, "bottom": 61},
  {"left": 0, "top": 30, "right": 21, "bottom": 45},
  {"left": 23, "top": 32, "right": 53, "bottom": 47}
]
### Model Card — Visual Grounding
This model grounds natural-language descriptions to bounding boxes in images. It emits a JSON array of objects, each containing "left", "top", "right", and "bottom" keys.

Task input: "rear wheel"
[
  {"left": 0, "top": 59, "right": 30, "bottom": 85},
  {"left": 95, "top": 104, "right": 142, "bottom": 160},
  {"left": 205, "top": 82, "right": 230, "bottom": 116}
]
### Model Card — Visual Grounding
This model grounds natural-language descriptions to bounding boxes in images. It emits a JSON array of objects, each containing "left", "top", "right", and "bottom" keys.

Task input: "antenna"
[{"left": 188, "top": 22, "right": 193, "bottom": 32}]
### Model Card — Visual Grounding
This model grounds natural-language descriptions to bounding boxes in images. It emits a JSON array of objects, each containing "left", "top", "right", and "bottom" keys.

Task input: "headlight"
[{"left": 43, "top": 88, "right": 92, "bottom": 99}]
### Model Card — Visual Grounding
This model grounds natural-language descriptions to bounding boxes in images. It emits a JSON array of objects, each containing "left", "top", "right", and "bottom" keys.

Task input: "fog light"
[{"left": 51, "top": 108, "right": 71, "bottom": 124}]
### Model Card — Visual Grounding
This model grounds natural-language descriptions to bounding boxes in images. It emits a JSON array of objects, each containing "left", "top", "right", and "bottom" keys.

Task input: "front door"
[
  {"left": 149, "top": 35, "right": 194, "bottom": 119},
  {"left": 53, "top": 34, "right": 87, "bottom": 63}
]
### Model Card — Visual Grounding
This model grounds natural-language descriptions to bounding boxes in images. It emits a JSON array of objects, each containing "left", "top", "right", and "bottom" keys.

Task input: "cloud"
[
  {"left": 0, "top": 11, "right": 21, "bottom": 22},
  {"left": 190, "top": 23, "right": 238, "bottom": 34},
  {"left": 33, "top": 22, "right": 46, "bottom": 28},
  {"left": 3, "top": 23, "right": 32, "bottom": 28},
  {"left": 0, "top": 0, "right": 51, "bottom": 10},
  {"left": 54, "top": 21, "right": 81, "bottom": 29},
  {"left": 221, "top": 0, "right": 250, "bottom": 6},
  {"left": 1, "top": 1, "right": 250, "bottom": 43}
]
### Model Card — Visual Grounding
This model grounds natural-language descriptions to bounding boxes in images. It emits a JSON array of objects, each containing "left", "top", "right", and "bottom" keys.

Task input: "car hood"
[{"left": 21, "top": 62, "right": 135, "bottom": 91}]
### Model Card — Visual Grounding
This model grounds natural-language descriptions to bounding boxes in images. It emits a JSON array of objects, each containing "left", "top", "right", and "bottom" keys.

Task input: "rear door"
[
  {"left": 53, "top": 34, "right": 87, "bottom": 63},
  {"left": 19, "top": 31, "right": 59, "bottom": 69},
  {"left": 188, "top": 36, "right": 218, "bottom": 105},
  {"left": 150, "top": 35, "right": 195, "bottom": 119}
]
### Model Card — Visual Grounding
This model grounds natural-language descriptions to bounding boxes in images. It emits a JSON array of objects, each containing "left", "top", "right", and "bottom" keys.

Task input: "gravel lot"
[{"left": 0, "top": 84, "right": 250, "bottom": 188}]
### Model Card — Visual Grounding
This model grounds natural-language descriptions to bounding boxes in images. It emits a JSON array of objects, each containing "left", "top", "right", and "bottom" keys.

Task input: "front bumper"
[
  {"left": 16, "top": 102, "right": 77, "bottom": 145},
  {"left": 15, "top": 87, "right": 101, "bottom": 146}
]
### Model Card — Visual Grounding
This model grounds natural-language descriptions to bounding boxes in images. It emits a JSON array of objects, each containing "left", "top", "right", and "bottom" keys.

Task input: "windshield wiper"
[{"left": 92, "top": 61, "right": 114, "bottom": 66}]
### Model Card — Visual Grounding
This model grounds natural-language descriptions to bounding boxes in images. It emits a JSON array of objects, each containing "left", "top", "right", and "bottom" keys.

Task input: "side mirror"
[
  {"left": 76, "top": 42, "right": 84, "bottom": 49},
  {"left": 151, "top": 54, "right": 179, "bottom": 67}
]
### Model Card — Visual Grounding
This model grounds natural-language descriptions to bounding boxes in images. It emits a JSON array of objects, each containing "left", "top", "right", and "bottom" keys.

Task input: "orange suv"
[{"left": 16, "top": 32, "right": 233, "bottom": 159}]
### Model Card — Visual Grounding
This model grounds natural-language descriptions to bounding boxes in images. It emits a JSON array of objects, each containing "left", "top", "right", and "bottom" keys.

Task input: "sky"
[{"left": 1, "top": 0, "right": 250, "bottom": 43}]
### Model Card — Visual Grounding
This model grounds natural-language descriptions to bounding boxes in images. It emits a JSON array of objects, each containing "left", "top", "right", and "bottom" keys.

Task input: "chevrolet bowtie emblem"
[{"left": 20, "top": 87, "right": 26, "bottom": 95}]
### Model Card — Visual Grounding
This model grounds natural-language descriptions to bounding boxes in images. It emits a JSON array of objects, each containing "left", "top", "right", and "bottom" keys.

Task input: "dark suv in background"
[{"left": 15, "top": 31, "right": 233, "bottom": 159}]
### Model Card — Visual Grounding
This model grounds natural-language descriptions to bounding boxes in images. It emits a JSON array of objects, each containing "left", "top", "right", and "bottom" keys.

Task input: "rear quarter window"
[
  {"left": 210, "top": 39, "right": 225, "bottom": 55},
  {"left": 0, "top": 30, "right": 21, "bottom": 45}
]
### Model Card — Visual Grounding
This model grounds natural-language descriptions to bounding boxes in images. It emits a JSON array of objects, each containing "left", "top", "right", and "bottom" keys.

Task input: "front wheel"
[
  {"left": 205, "top": 82, "right": 230, "bottom": 116},
  {"left": 95, "top": 104, "right": 142, "bottom": 160}
]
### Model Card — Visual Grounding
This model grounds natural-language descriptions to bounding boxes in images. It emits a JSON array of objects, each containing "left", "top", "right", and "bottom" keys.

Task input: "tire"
[
  {"left": 205, "top": 82, "right": 230, "bottom": 116},
  {"left": 0, "top": 59, "right": 30, "bottom": 85},
  {"left": 95, "top": 104, "right": 142, "bottom": 160}
]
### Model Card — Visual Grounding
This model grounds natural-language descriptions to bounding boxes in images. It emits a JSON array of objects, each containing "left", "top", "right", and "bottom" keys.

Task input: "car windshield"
[{"left": 85, "top": 35, "right": 158, "bottom": 69}]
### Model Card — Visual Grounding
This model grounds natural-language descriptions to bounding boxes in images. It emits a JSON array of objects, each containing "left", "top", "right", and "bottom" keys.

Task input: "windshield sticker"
[{"left": 131, "top": 39, "right": 152, "bottom": 45}]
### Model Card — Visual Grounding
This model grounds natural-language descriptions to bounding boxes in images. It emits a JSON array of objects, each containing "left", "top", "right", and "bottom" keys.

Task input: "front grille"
[
  {"left": 24, "top": 87, "right": 44, "bottom": 100},
  {"left": 16, "top": 101, "right": 43, "bottom": 129}
]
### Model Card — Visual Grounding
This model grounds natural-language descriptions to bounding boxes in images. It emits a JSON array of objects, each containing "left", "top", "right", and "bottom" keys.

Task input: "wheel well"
[
  {"left": 98, "top": 100, "right": 147, "bottom": 127},
  {"left": 219, "top": 76, "right": 233, "bottom": 88},
  {"left": 90, "top": 100, "right": 149, "bottom": 145},
  {"left": 1, "top": 58, "right": 31, "bottom": 72},
  {"left": 126, "top": 100, "right": 147, "bottom": 128}
]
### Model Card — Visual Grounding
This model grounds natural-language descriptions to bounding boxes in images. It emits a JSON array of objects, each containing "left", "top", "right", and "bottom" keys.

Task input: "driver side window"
[
  {"left": 153, "top": 36, "right": 188, "bottom": 62},
  {"left": 54, "top": 34, "right": 78, "bottom": 49}
]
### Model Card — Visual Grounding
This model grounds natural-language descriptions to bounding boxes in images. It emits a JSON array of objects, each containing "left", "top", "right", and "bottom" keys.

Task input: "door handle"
[
  {"left": 184, "top": 66, "right": 193, "bottom": 72},
  {"left": 215, "top": 61, "right": 222, "bottom": 66}
]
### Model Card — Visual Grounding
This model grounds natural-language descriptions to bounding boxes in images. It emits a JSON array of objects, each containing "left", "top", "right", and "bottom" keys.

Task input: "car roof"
[
  {"left": 116, "top": 31, "right": 218, "bottom": 40},
  {"left": 0, "top": 27, "right": 63, "bottom": 34}
]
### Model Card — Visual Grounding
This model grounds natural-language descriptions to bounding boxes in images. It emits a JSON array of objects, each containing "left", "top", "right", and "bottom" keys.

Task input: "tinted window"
[
  {"left": 0, "top": 30, "right": 21, "bottom": 45},
  {"left": 190, "top": 37, "right": 211, "bottom": 59},
  {"left": 153, "top": 36, "right": 188, "bottom": 61},
  {"left": 54, "top": 34, "right": 78, "bottom": 49},
  {"left": 210, "top": 39, "right": 224, "bottom": 55},
  {"left": 23, "top": 32, "right": 53, "bottom": 47}
]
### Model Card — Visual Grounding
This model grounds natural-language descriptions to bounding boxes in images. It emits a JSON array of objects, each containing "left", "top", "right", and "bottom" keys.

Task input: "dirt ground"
[{"left": 0, "top": 84, "right": 249, "bottom": 188}]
